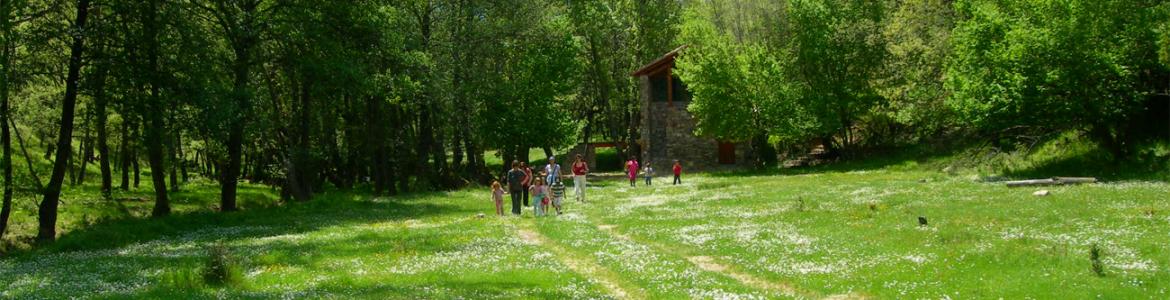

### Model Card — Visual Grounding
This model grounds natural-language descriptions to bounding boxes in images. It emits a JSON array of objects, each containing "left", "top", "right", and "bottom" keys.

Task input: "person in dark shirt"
[
  {"left": 507, "top": 161, "right": 526, "bottom": 215},
  {"left": 521, "top": 162, "right": 533, "bottom": 207}
]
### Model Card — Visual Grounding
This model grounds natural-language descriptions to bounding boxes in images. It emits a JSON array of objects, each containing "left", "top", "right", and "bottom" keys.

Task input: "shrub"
[
  {"left": 1090, "top": 244, "right": 1104, "bottom": 277},
  {"left": 203, "top": 243, "right": 244, "bottom": 287}
]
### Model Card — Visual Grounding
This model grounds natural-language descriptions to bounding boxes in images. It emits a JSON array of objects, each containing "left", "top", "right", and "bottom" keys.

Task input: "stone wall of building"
[{"left": 638, "top": 75, "right": 745, "bottom": 171}]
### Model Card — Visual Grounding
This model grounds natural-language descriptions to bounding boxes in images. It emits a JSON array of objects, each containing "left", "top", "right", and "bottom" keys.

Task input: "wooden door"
[{"left": 718, "top": 142, "right": 735, "bottom": 164}]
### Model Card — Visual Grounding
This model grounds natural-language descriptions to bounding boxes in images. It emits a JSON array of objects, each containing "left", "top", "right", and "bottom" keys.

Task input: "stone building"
[{"left": 633, "top": 46, "right": 745, "bottom": 171}]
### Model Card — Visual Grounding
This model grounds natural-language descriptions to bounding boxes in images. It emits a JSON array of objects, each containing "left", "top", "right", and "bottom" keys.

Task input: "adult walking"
[
  {"left": 507, "top": 161, "right": 526, "bottom": 215},
  {"left": 544, "top": 157, "right": 561, "bottom": 187},
  {"left": 571, "top": 154, "right": 589, "bottom": 202},
  {"left": 625, "top": 155, "right": 640, "bottom": 187},
  {"left": 521, "top": 162, "right": 533, "bottom": 207}
]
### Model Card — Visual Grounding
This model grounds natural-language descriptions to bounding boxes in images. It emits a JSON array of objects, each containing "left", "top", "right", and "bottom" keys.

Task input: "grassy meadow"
[{"left": 2, "top": 149, "right": 1168, "bottom": 299}]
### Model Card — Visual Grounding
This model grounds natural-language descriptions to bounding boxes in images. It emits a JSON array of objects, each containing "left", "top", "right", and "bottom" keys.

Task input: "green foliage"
[
  {"left": 477, "top": 8, "right": 582, "bottom": 152},
  {"left": 677, "top": 0, "right": 886, "bottom": 151},
  {"left": 676, "top": 0, "right": 1167, "bottom": 159},
  {"left": 875, "top": 0, "right": 956, "bottom": 137},
  {"left": 1156, "top": 2, "right": 1170, "bottom": 67},
  {"left": 676, "top": 10, "right": 812, "bottom": 144},
  {"left": 946, "top": 0, "right": 1164, "bottom": 139}
]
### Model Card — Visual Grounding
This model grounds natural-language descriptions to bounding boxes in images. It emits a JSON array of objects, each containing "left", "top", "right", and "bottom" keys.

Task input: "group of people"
[
  {"left": 624, "top": 156, "right": 683, "bottom": 187},
  {"left": 490, "top": 154, "right": 684, "bottom": 217},
  {"left": 492, "top": 154, "right": 591, "bottom": 217}
]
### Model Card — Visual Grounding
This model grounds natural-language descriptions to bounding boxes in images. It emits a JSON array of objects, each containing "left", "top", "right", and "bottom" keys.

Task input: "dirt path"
[
  {"left": 596, "top": 223, "right": 835, "bottom": 299},
  {"left": 685, "top": 255, "right": 803, "bottom": 297},
  {"left": 515, "top": 225, "right": 646, "bottom": 300}
]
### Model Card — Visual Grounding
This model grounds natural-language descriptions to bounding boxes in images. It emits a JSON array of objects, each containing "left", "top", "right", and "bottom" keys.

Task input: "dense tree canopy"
[
  {"left": 677, "top": 0, "right": 1168, "bottom": 161},
  {"left": 0, "top": 0, "right": 1165, "bottom": 242}
]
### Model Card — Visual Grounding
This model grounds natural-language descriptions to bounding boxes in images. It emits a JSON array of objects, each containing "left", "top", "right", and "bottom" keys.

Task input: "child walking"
[
  {"left": 490, "top": 181, "right": 505, "bottom": 216},
  {"left": 643, "top": 163, "right": 655, "bottom": 186},
  {"left": 530, "top": 177, "right": 549, "bottom": 217},
  {"left": 672, "top": 160, "right": 683, "bottom": 185},
  {"left": 625, "top": 156, "right": 639, "bottom": 187},
  {"left": 551, "top": 178, "right": 566, "bottom": 215}
]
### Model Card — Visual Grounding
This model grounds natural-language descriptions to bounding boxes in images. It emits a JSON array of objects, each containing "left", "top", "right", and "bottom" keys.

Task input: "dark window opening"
[
  {"left": 650, "top": 73, "right": 669, "bottom": 102},
  {"left": 672, "top": 75, "right": 691, "bottom": 103}
]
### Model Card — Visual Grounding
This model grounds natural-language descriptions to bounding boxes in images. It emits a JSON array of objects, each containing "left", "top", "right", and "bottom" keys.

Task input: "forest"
[{"left": 0, "top": 0, "right": 1167, "bottom": 247}]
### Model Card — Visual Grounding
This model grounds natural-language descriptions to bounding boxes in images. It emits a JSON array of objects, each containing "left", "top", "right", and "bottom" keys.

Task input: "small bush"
[
  {"left": 1090, "top": 244, "right": 1104, "bottom": 277},
  {"left": 161, "top": 268, "right": 203, "bottom": 290},
  {"left": 203, "top": 243, "right": 244, "bottom": 287}
]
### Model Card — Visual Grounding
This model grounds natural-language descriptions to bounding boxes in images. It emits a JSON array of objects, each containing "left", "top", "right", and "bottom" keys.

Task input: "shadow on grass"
[
  {"left": 705, "top": 140, "right": 1169, "bottom": 182},
  {"left": 706, "top": 146, "right": 963, "bottom": 178},
  {"left": 133, "top": 275, "right": 587, "bottom": 299},
  {"left": 7, "top": 189, "right": 470, "bottom": 258}
]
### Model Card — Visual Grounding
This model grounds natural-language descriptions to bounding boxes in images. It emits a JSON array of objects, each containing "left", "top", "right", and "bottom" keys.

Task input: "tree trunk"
[
  {"left": 68, "top": 132, "right": 80, "bottom": 185},
  {"left": 464, "top": 131, "right": 480, "bottom": 176},
  {"left": 452, "top": 129, "right": 464, "bottom": 171},
  {"left": 76, "top": 115, "right": 92, "bottom": 185},
  {"left": 752, "top": 133, "right": 777, "bottom": 167},
  {"left": 120, "top": 119, "right": 131, "bottom": 190},
  {"left": 168, "top": 134, "right": 179, "bottom": 192},
  {"left": 38, "top": 0, "right": 91, "bottom": 243},
  {"left": 168, "top": 91, "right": 180, "bottom": 191},
  {"left": 133, "top": 146, "right": 140, "bottom": 188},
  {"left": 0, "top": 71, "right": 10, "bottom": 240},
  {"left": 143, "top": 0, "right": 169, "bottom": 217},
  {"left": 518, "top": 145, "right": 530, "bottom": 165},
  {"left": 416, "top": 107, "right": 434, "bottom": 182},
  {"left": 220, "top": 20, "right": 255, "bottom": 212},
  {"left": 177, "top": 130, "right": 187, "bottom": 183},
  {"left": 367, "top": 96, "right": 385, "bottom": 195},
  {"left": 0, "top": 8, "right": 13, "bottom": 237},
  {"left": 94, "top": 60, "right": 112, "bottom": 198},
  {"left": 288, "top": 78, "right": 312, "bottom": 201},
  {"left": 500, "top": 144, "right": 514, "bottom": 180}
]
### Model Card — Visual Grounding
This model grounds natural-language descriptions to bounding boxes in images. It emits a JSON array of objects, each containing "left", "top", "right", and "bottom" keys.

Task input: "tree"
[
  {"left": 676, "top": 0, "right": 884, "bottom": 162},
  {"left": 38, "top": 0, "right": 91, "bottom": 243},
  {"left": 141, "top": 0, "right": 170, "bottom": 216},
  {"left": 475, "top": 3, "right": 581, "bottom": 174},
  {"left": 566, "top": 0, "right": 641, "bottom": 151},
  {"left": 188, "top": 0, "right": 273, "bottom": 211},
  {"left": 874, "top": 0, "right": 956, "bottom": 142},
  {"left": 675, "top": 1, "right": 804, "bottom": 166},
  {"left": 947, "top": 0, "right": 1167, "bottom": 155}
]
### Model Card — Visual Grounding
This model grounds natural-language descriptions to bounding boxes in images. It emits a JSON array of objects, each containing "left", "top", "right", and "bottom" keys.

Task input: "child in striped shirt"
[{"left": 550, "top": 178, "right": 566, "bottom": 215}]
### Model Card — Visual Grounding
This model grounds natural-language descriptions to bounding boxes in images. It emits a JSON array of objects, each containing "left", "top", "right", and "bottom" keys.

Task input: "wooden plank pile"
[{"left": 1005, "top": 177, "right": 1098, "bottom": 187}]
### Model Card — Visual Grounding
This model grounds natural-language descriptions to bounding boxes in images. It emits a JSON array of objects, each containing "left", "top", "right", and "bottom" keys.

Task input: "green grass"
[{"left": 2, "top": 139, "right": 1168, "bottom": 298}]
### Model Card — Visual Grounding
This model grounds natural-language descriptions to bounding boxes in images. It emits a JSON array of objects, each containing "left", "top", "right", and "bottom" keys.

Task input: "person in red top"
[
  {"left": 625, "top": 156, "right": 640, "bottom": 187},
  {"left": 672, "top": 160, "right": 683, "bottom": 185},
  {"left": 571, "top": 154, "right": 589, "bottom": 202}
]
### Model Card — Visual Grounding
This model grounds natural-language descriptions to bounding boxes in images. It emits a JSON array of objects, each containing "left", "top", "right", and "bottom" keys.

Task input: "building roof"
[{"left": 630, "top": 45, "right": 688, "bottom": 77}]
